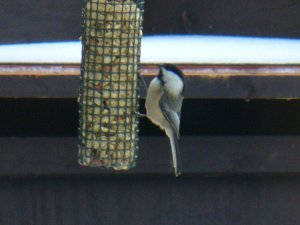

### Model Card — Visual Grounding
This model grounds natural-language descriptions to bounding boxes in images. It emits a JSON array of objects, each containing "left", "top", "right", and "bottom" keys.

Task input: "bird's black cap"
[
  {"left": 157, "top": 64, "right": 186, "bottom": 94},
  {"left": 158, "top": 64, "right": 185, "bottom": 82}
]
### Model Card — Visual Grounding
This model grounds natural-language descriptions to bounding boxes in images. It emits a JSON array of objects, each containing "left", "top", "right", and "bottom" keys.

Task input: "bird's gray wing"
[
  {"left": 164, "top": 91, "right": 183, "bottom": 113},
  {"left": 159, "top": 92, "right": 183, "bottom": 138}
]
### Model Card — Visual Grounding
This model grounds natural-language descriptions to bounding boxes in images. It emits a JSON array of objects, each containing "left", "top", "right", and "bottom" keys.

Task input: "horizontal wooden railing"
[{"left": 1, "top": 63, "right": 300, "bottom": 99}]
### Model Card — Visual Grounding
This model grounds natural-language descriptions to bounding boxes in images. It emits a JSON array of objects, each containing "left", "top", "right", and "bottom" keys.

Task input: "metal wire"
[{"left": 78, "top": 0, "right": 144, "bottom": 170}]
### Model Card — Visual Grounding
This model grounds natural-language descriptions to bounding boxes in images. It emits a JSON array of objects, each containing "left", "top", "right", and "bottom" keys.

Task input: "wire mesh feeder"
[{"left": 78, "top": 0, "right": 144, "bottom": 170}]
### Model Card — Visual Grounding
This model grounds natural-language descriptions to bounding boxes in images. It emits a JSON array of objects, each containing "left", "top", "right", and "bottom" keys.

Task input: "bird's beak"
[
  {"left": 157, "top": 64, "right": 163, "bottom": 74},
  {"left": 157, "top": 64, "right": 163, "bottom": 69}
]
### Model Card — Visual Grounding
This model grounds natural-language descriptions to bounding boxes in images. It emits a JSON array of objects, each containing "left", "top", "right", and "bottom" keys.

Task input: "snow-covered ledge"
[{"left": 0, "top": 35, "right": 300, "bottom": 64}]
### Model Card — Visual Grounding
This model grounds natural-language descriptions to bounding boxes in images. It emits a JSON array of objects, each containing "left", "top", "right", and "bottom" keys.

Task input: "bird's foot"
[{"left": 135, "top": 112, "right": 147, "bottom": 117}]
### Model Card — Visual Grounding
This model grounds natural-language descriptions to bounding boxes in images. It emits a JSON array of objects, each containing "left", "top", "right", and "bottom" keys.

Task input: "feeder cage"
[{"left": 78, "top": 0, "right": 144, "bottom": 170}]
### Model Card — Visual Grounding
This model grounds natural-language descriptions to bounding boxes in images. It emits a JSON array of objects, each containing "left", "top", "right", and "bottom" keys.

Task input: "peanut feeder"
[{"left": 78, "top": 0, "right": 144, "bottom": 170}]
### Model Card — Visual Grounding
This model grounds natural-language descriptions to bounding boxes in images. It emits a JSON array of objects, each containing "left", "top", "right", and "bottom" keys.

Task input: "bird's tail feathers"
[{"left": 168, "top": 129, "right": 182, "bottom": 177}]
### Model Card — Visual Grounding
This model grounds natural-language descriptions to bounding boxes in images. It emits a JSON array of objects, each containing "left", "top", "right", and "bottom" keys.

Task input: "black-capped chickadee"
[{"left": 145, "top": 64, "right": 185, "bottom": 176}]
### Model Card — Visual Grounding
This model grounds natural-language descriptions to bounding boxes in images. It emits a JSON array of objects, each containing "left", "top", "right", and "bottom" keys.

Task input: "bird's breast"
[{"left": 145, "top": 83, "right": 166, "bottom": 130}]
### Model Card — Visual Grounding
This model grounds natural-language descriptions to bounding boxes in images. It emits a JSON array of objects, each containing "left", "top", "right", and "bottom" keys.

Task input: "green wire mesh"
[{"left": 78, "top": 0, "right": 144, "bottom": 170}]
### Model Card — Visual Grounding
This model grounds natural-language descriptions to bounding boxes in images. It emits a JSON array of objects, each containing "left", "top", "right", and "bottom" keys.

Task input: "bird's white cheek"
[
  {"left": 162, "top": 69, "right": 184, "bottom": 96},
  {"left": 165, "top": 80, "right": 183, "bottom": 97}
]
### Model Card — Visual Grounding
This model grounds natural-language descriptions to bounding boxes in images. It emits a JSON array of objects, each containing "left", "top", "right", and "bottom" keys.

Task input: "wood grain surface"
[
  {"left": 1, "top": 64, "right": 300, "bottom": 99},
  {"left": 1, "top": 136, "right": 300, "bottom": 177}
]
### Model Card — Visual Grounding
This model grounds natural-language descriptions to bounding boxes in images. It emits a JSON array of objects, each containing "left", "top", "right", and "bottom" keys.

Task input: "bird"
[{"left": 145, "top": 64, "right": 185, "bottom": 176}]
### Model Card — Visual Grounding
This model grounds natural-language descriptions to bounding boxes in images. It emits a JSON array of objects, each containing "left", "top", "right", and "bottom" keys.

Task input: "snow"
[
  {"left": 0, "top": 35, "right": 300, "bottom": 64},
  {"left": 0, "top": 42, "right": 81, "bottom": 63},
  {"left": 141, "top": 35, "right": 300, "bottom": 64}
]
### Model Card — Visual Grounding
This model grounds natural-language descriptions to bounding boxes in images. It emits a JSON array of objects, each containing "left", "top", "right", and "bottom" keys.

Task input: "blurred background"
[
  {"left": 1, "top": 1, "right": 300, "bottom": 225},
  {"left": 1, "top": 0, "right": 300, "bottom": 44}
]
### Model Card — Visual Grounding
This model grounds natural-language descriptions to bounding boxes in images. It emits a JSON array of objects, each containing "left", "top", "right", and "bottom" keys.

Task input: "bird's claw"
[{"left": 135, "top": 112, "right": 147, "bottom": 117}]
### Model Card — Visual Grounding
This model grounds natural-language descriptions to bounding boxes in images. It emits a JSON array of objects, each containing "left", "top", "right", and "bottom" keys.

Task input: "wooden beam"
[
  {"left": 1, "top": 64, "right": 300, "bottom": 99},
  {"left": 2, "top": 64, "right": 300, "bottom": 76},
  {"left": 1, "top": 136, "right": 300, "bottom": 177}
]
